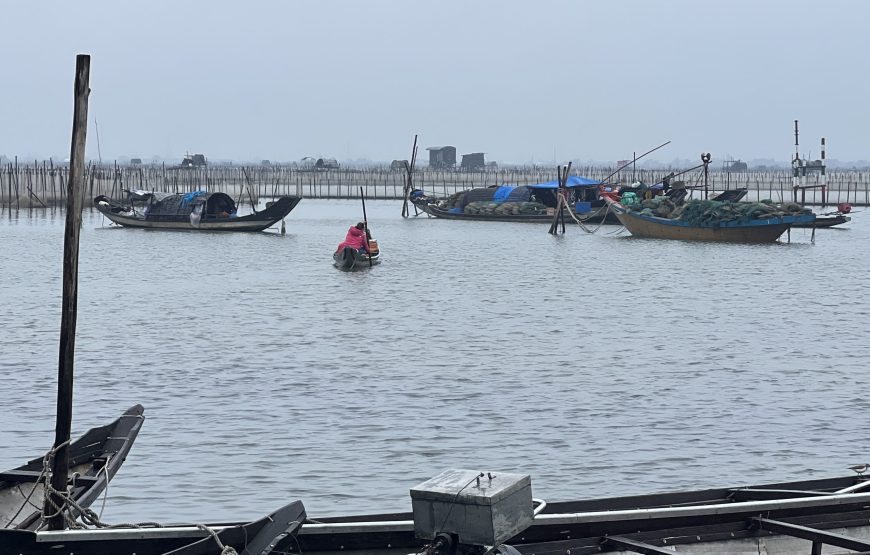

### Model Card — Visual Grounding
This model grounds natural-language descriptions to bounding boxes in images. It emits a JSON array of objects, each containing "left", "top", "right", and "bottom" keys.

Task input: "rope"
[{"left": 196, "top": 523, "right": 239, "bottom": 555}]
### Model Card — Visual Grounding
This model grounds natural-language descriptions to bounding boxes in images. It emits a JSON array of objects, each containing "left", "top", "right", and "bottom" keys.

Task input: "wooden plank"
[{"left": 751, "top": 517, "right": 870, "bottom": 551}]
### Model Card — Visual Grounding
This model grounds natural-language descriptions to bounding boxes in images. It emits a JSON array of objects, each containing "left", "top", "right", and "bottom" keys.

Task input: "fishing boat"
[
  {"left": 1, "top": 405, "right": 144, "bottom": 531},
  {"left": 94, "top": 190, "right": 301, "bottom": 232},
  {"left": 602, "top": 193, "right": 816, "bottom": 242},
  {"left": 793, "top": 204, "right": 852, "bottom": 228},
  {"left": 295, "top": 468, "right": 870, "bottom": 555},
  {"left": 410, "top": 176, "right": 620, "bottom": 224},
  {"left": 333, "top": 243, "right": 381, "bottom": 271},
  {"left": 2, "top": 500, "right": 306, "bottom": 555},
  {"left": 793, "top": 213, "right": 850, "bottom": 228}
]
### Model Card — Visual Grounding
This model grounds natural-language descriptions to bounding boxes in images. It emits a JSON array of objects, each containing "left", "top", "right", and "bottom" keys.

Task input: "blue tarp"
[
  {"left": 492, "top": 185, "right": 515, "bottom": 202},
  {"left": 181, "top": 190, "right": 208, "bottom": 205},
  {"left": 528, "top": 175, "right": 600, "bottom": 189}
]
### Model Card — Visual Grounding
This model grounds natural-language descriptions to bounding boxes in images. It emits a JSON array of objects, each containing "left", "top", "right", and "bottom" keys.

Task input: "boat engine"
[{"left": 411, "top": 469, "right": 533, "bottom": 555}]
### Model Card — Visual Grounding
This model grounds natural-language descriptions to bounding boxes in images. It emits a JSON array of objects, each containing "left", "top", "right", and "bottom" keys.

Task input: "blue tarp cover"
[
  {"left": 492, "top": 185, "right": 515, "bottom": 201},
  {"left": 181, "top": 191, "right": 208, "bottom": 205},
  {"left": 528, "top": 176, "right": 600, "bottom": 189}
]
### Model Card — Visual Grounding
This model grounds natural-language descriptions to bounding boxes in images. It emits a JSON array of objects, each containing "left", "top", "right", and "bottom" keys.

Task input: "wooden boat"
[
  {"left": 94, "top": 190, "right": 301, "bottom": 232},
  {"left": 296, "top": 470, "right": 870, "bottom": 555},
  {"left": 1, "top": 404, "right": 144, "bottom": 531},
  {"left": 410, "top": 177, "right": 620, "bottom": 224},
  {"left": 792, "top": 213, "right": 851, "bottom": 228},
  {"left": 2, "top": 500, "right": 306, "bottom": 555},
  {"left": 603, "top": 194, "right": 816, "bottom": 242},
  {"left": 333, "top": 246, "right": 380, "bottom": 271}
]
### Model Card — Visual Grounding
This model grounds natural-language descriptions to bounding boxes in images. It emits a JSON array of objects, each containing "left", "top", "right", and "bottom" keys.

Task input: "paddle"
[{"left": 360, "top": 186, "right": 373, "bottom": 267}]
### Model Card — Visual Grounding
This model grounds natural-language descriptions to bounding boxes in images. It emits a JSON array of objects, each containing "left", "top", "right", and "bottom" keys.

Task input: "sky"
[{"left": 1, "top": 0, "right": 868, "bottom": 165}]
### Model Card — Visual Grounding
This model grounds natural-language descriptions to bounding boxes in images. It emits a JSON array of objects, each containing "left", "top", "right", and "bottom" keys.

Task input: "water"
[{"left": 0, "top": 201, "right": 867, "bottom": 523}]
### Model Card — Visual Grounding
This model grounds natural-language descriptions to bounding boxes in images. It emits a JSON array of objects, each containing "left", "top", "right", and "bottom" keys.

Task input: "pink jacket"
[{"left": 336, "top": 226, "right": 368, "bottom": 252}]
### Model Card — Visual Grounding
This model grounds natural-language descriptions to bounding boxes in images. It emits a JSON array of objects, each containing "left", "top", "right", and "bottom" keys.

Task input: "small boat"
[
  {"left": 333, "top": 244, "right": 380, "bottom": 271},
  {"left": 3, "top": 500, "right": 306, "bottom": 555},
  {"left": 410, "top": 176, "right": 620, "bottom": 224},
  {"left": 794, "top": 213, "right": 850, "bottom": 228},
  {"left": 94, "top": 190, "right": 301, "bottom": 232},
  {"left": 1, "top": 404, "right": 144, "bottom": 531},
  {"left": 295, "top": 468, "right": 870, "bottom": 555},
  {"left": 603, "top": 193, "right": 816, "bottom": 242},
  {"left": 792, "top": 206, "right": 852, "bottom": 228}
]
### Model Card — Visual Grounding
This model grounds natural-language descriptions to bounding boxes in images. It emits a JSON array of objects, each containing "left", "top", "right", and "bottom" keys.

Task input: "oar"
[{"left": 360, "top": 186, "right": 373, "bottom": 267}]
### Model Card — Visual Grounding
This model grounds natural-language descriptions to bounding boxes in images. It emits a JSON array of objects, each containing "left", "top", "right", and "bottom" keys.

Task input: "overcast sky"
[{"left": 1, "top": 0, "right": 868, "bottom": 164}]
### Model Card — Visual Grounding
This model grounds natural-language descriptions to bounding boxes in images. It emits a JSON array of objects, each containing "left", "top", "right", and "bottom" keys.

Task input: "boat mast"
[{"left": 46, "top": 54, "right": 90, "bottom": 531}]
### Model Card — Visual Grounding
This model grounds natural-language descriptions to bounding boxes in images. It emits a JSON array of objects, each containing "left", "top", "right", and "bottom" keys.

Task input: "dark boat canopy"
[{"left": 146, "top": 191, "right": 237, "bottom": 218}]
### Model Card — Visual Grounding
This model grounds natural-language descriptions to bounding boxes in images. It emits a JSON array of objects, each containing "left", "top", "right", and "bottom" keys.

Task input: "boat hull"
[
  {"left": 333, "top": 247, "right": 380, "bottom": 270},
  {"left": 297, "top": 474, "right": 870, "bottom": 555},
  {"left": 792, "top": 214, "right": 851, "bottom": 228},
  {"left": 1, "top": 500, "right": 306, "bottom": 555},
  {"left": 0, "top": 405, "right": 144, "bottom": 530},
  {"left": 413, "top": 201, "right": 619, "bottom": 224},
  {"left": 607, "top": 199, "right": 815, "bottom": 242},
  {"left": 95, "top": 196, "right": 301, "bottom": 231}
]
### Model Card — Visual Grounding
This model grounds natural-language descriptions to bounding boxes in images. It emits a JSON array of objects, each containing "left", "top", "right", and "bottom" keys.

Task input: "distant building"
[
  {"left": 485, "top": 161, "right": 498, "bottom": 170},
  {"left": 390, "top": 159, "right": 408, "bottom": 171},
  {"left": 426, "top": 146, "right": 456, "bottom": 169},
  {"left": 181, "top": 153, "right": 207, "bottom": 168},
  {"left": 723, "top": 159, "right": 748, "bottom": 172},
  {"left": 261, "top": 160, "right": 272, "bottom": 166},
  {"left": 460, "top": 152, "right": 486, "bottom": 171},
  {"left": 315, "top": 157, "right": 340, "bottom": 170},
  {"left": 129, "top": 158, "right": 142, "bottom": 166}
]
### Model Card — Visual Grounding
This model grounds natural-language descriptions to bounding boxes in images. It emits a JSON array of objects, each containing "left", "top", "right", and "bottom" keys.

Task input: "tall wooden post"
[{"left": 46, "top": 54, "right": 90, "bottom": 531}]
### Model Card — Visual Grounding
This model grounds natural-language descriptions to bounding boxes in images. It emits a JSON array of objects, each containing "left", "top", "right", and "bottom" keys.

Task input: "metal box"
[{"left": 410, "top": 469, "right": 533, "bottom": 546}]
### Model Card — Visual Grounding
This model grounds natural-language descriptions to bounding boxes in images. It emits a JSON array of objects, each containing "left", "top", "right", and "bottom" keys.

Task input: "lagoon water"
[{"left": 0, "top": 200, "right": 868, "bottom": 523}]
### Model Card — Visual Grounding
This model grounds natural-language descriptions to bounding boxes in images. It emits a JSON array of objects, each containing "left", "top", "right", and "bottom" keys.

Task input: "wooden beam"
[
  {"left": 751, "top": 517, "right": 870, "bottom": 551},
  {"left": 603, "top": 536, "right": 678, "bottom": 555}
]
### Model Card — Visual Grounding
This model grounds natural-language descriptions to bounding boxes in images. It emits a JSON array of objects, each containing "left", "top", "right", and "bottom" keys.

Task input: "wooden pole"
[
  {"left": 401, "top": 134, "right": 418, "bottom": 218},
  {"left": 47, "top": 54, "right": 90, "bottom": 531}
]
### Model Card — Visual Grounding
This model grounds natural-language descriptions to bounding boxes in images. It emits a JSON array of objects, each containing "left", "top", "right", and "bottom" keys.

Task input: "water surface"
[{"left": 0, "top": 201, "right": 866, "bottom": 522}]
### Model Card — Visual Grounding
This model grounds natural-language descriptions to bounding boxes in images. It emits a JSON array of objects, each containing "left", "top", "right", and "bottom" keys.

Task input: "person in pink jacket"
[{"left": 336, "top": 222, "right": 370, "bottom": 253}]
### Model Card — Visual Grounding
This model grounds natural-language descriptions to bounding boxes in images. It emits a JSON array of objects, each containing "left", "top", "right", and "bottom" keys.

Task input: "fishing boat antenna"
[
  {"left": 94, "top": 118, "right": 102, "bottom": 165},
  {"left": 46, "top": 54, "right": 90, "bottom": 531},
  {"left": 702, "top": 152, "right": 712, "bottom": 199},
  {"left": 600, "top": 140, "right": 671, "bottom": 186}
]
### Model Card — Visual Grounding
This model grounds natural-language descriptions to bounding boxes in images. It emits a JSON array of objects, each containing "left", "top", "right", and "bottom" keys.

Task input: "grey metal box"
[{"left": 410, "top": 469, "right": 533, "bottom": 546}]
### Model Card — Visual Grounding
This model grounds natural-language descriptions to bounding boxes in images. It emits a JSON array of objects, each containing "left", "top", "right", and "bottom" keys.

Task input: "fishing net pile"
[
  {"left": 625, "top": 197, "right": 812, "bottom": 227},
  {"left": 436, "top": 186, "right": 534, "bottom": 210},
  {"left": 463, "top": 201, "right": 548, "bottom": 215}
]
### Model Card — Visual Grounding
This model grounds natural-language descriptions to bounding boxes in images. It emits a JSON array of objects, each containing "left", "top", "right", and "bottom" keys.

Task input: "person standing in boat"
[{"left": 336, "top": 222, "right": 371, "bottom": 254}]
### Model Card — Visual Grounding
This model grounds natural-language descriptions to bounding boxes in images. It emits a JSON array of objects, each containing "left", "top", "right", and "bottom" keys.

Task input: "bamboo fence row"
[{"left": 2, "top": 162, "right": 868, "bottom": 209}]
